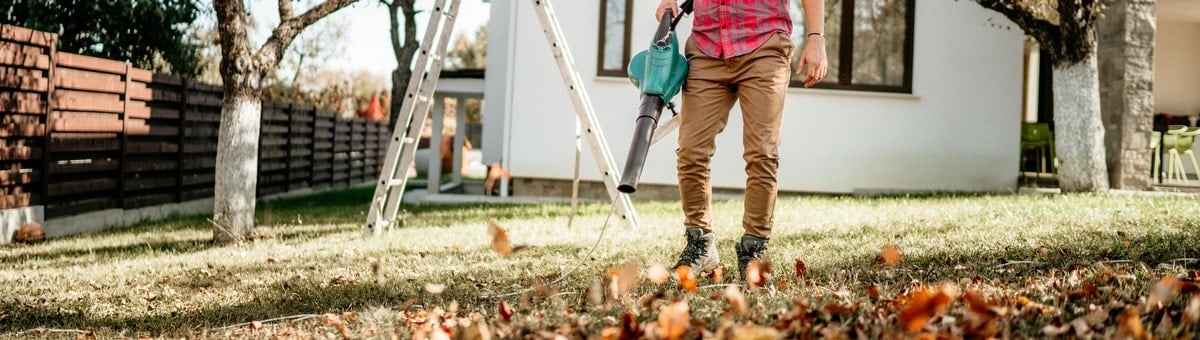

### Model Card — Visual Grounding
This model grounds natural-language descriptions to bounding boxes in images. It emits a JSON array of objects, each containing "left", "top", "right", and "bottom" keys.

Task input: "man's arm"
[{"left": 798, "top": 0, "right": 828, "bottom": 88}]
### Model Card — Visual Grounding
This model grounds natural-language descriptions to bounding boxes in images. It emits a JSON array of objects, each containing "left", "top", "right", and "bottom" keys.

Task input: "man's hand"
[
  {"left": 797, "top": 36, "right": 828, "bottom": 88},
  {"left": 656, "top": 0, "right": 680, "bottom": 21}
]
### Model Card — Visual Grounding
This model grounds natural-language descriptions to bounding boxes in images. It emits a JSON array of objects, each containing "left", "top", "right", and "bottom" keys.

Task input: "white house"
[{"left": 475, "top": 0, "right": 1198, "bottom": 197}]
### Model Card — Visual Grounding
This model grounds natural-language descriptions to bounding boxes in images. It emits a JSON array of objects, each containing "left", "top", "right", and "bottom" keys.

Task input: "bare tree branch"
[
  {"left": 279, "top": 0, "right": 294, "bottom": 21},
  {"left": 258, "top": 0, "right": 357, "bottom": 67}
]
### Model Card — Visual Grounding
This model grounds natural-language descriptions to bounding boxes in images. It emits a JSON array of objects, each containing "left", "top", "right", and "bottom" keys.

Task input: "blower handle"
[{"left": 655, "top": 0, "right": 693, "bottom": 47}]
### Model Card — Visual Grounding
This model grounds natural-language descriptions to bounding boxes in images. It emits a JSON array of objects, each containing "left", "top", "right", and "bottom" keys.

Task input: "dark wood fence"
[{"left": 1, "top": 24, "right": 390, "bottom": 219}]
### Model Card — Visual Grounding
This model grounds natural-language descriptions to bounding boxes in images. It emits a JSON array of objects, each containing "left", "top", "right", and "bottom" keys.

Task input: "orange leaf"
[
  {"left": 657, "top": 300, "right": 691, "bottom": 340},
  {"left": 823, "top": 302, "right": 856, "bottom": 316},
  {"left": 607, "top": 261, "right": 641, "bottom": 297},
  {"left": 488, "top": 220, "right": 513, "bottom": 255},
  {"left": 499, "top": 300, "right": 516, "bottom": 323},
  {"left": 647, "top": 264, "right": 669, "bottom": 284},
  {"left": 898, "top": 284, "right": 958, "bottom": 332},
  {"left": 795, "top": 258, "right": 808, "bottom": 278},
  {"left": 676, "top": 266, "right": 697, "bottom": 293},
  {"left": 1116, "top": 307, "right": 1144, "bottom": 339},
  {"left": 878, "top": 244, "right": 902, "bottom": 266},
  {"left": 707, "top": 266, "right": 724, "bottom": 284},
  {"left": 746, "top": 259, "right": 766, "bottom": 287},
  {"left": 724, "top": 286, "right": 749, "bottom": 316},
  {"left": 1067, "top": 283, "right": 1099, "bottom": 300},
  {"left": 963, "top": 290, "right": 1005, "bottom": 318}
]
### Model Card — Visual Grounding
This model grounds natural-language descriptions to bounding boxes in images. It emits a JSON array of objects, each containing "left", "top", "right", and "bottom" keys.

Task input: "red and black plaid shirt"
[{"left": 691, "top": 0, "right": 792, "bottom": 58}]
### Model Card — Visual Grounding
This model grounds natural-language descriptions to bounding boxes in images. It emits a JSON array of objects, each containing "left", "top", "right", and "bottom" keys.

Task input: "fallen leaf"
[
  {"left": 823, "top": 302, "right": 856, "bottom": 316},
  {"left": 488, "top": 220, "right": 513, "bottom": 255},
  {"left": 866, "top": 285, "right": 881, "bottom": 302},
  {"left": 499, "top": 300, "right": 516, "bottom": 323},
  {"left": 363, "top": 327, "right": 378, "bottom": 336},
  {"left": 657, "top": 300, "right": 690, "bottom": 340},
  {"left": 878, "top": 244, "right": 902, "bottom": 266},
  {"left": 732, "top": 324, "right": 779, "bottom": 339},
  {"left": 1155, "top": 311, "right": 1174, "bottom": 338},
  {"left": 647, "top": 264, "right": 670, "bottom": 284},
  {"left": 724, "top": 286, "right": 749, "bottom": 316},
  {"left": 425, "top": 283, "right": 446, "bottom": 295},
  {"left": 1116, "top": 307, "right": 1144, "bottom": 339},
  {"left": 620, "top": 311, "right": 642, "bottom": 339},
  {"left": 1185, "top": 296, "right": 1200, "bottom": 324},
  {"left": 898, "top": 283, "right": 958, "bottom": 332},
  {"left": 249, "top": 320, "right": 263, "bottom": 331},
  {"left": 708, "top": 266, "right": 724, "bottom": 284},
  {"left": 746, "top": 260, "right": 766, "bottom": 287},
  {"left": 963, "top": 290, "right": 1006, "bottom": 318},
  {"left": 587, "top": 278, "right": 604, "bottom": 305},
  {"left": 1147, "top": 275, "right": 1181, "bottom": 312},
  {"left": 676, "top": 266, "right": 697, "bottom": 293},
  {"left": 795, "top": 259, "right": 808, "bottom": 278},
  {"left": 607, "top": 261, "right": 641, "bottom": 298},
  {"left": 1066, "top": 283, "right": 1099, "bottom": 300},
  {"left": 323, "top": 313, "right": 352, "bottom": 339}
]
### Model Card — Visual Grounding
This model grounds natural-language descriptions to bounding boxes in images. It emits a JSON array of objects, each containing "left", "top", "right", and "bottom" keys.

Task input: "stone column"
[{"left": 1098, "top": 0, "right": 1157, "bottom": 190}]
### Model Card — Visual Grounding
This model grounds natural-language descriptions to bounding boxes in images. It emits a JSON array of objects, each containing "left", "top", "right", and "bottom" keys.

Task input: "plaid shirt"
[{"left": 691, "top": 0, "right": 792, "bottom": 58}]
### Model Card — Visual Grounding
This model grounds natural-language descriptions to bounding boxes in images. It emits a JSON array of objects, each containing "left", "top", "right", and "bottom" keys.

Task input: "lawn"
[{"left": 2, "top": 188, "right": 1200, "bottom": 338}]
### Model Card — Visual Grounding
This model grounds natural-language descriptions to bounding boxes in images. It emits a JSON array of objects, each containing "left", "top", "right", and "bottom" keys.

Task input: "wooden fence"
[{"left": 1, "top": 24, "right": 390, "bottom": 219}]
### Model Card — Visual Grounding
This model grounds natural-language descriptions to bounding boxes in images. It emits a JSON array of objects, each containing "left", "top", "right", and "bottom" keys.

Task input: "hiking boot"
[
  {"left": 673, "top": 228, "right": 720, "bottom": 275},
  {"left": 736, "top": 235, "right": 768, "bottom": 280}
]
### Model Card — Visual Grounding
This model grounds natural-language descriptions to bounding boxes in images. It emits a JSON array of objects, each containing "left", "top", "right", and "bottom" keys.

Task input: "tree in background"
[
  {"left": 446, "top": 25, "right": 486, "bottom": 70},
  {"left": 212, "top": 0, "right": 357, "bottom": 243},
  {"left": 382, "top": 0, "right": 419, "bottom": 127},
  {"left": 971, "top": 0, "right": 1108, "bottom": 192},
  {"left": 1, "top": 0, "right": 205, "bottom": 77}
]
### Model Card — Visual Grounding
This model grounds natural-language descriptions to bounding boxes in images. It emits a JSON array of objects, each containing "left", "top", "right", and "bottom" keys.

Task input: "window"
[
  {"left": 597, "top": 0, "right": 633, "bottom": 77},
  {"left": 790, "top": 0, "right": 915, "bottom": 93}
]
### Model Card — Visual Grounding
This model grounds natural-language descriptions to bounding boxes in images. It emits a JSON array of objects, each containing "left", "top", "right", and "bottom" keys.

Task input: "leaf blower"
[{"left": 617, "top": 0, "right": 693, "bottom": 194}]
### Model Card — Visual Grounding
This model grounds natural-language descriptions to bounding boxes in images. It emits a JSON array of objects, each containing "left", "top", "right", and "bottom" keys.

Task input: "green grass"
[{"left": 2, "top": 188, "right": 1200, "bottom": 338}]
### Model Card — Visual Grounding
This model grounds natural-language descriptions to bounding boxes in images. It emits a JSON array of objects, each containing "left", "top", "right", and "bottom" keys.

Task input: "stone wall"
[{"left": 1098, "top": 0, "right": 1157, "bottom": 189}]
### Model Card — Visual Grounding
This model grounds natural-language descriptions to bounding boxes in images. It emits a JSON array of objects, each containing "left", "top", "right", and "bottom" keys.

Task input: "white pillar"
[{"left": 428, "top": 94, "right": 445, "bottom": 194}]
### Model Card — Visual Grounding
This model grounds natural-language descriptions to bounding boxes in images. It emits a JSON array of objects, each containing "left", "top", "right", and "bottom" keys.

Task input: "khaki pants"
[{"left": 676, "top": 33, "right": 793, "bottom": 240}]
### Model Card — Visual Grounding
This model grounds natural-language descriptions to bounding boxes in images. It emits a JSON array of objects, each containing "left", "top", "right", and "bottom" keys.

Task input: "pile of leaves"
[{"left": 212, "top": 222, "right": 1200, "bottom": 339}]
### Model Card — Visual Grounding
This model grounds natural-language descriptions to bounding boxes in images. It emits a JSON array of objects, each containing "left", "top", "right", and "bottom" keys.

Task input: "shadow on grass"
[
  {"left": 0, "top": 243, "right": 589, "bottom": 336},
  {"left": 774, "top": 227, "right": 1200, "bottom": 281}
]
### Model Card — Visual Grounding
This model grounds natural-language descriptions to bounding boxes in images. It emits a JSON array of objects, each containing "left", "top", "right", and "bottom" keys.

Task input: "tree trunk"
[
  {"left": 213, "top": 79, "right": 264, "bottom": 243},
  {"left": 387, "top": 0, "right": 419, "bottom": 128},
  {"left": 1051, "top": 52, "right": 1108, "bottom": 192}
]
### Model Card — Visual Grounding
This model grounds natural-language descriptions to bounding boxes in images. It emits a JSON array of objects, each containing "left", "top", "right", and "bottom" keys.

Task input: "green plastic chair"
[
  {"left": 1021, "top": 123, "right": 1056, "bottom": 173},
  {"left": 1163, "top": 125, "right": 1199, "bottom": 183}
]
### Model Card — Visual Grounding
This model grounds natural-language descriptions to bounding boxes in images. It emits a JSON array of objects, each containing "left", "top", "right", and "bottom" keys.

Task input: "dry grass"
[{"left": 2, "top": 188, "right": 1200, "bottom": 338}]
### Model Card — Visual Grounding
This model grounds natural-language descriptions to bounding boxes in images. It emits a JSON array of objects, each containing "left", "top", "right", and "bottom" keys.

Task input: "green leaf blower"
[{"left": 617, "top": 0, "right": 693, "bottom": 194}]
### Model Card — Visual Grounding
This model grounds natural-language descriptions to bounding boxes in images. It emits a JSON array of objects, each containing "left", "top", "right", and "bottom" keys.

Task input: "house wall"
[
  {"left": 1153, "top": 21, "right": 1200, "bottom": 117},
  {"left": 497, "top": 0, "right": 1025, "bottom": 194}
]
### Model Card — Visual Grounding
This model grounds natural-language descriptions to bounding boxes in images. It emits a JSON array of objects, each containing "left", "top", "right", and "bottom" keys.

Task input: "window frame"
[
  {"left": 793, "top": 0, "right": 916, "bottom": 93},
  {"left": 597, "top": 0, "right": 635, "bottom": 77}
]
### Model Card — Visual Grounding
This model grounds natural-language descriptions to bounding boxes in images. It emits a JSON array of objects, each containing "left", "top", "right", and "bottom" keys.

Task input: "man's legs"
[
  {"left": 731, "top": 33, "right": 793, "bottom": 275},
  {"left": 674, "top": 37, "right": 737, "bottom": 273}
]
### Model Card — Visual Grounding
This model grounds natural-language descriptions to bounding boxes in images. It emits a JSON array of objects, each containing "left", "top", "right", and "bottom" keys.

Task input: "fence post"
[
  {"left": 39, "top": 32, "right": 57, "bottom": 208},
  {"left": 177, "top": 78, "right": 188, "bottom": 202},
  {"left": 118, "top": 63, "right": 131, "bottom": 209},
  {"left": 284, "top": 103, "right": 293, "bottom": 191}
]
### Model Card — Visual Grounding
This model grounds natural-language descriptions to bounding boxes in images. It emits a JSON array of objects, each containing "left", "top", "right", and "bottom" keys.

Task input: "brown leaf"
[
  {"left": 898, "top": 283, "right": 958, "bottom": 332},
  {"left": 794, "top": 259, "right": 808, "bottom": 278},
  {"left": 676, "top": 266, "right": 697, "bottom": 293},
  {"left": 823, "top": 302, "right": 856, "bottom": 316},
  {"left": 708, "top": 266, "right": 724, "bottom": 284},
  {"left": 1116, "top": 307, "right": 1144, "bottom": 339},
  {"left": 724, "top": 286, "right": 749, "bottom": 316},
  {"left": 866, "top": 285, "right": 881, "bottom": 302},
  {"left": 323, "top": 313, "right": 352, "bottom": 339},
  {"left": 607, "top": 261, "right": 641, "bottom": 298},
  {"left": 487, "top": 220, "right": 514, "bottom": 255},
  {"left": 1185, "top": 296, "right": 1200, "bottom": 324},
  {"left": 647, "top": 264, "right": 670, "bottom": 284},
  {"left": 963, "top": 290, "right": 1005, "bottom": 318},
  {"left": 620, "top": 311, "right": 642, "bottom": 339},
  {"left": 1147, "top": 275, "right": 1181, "bottom": 312},
  {"left": 657, "top": 300, "right": 690, "bottom": 340},
  {"left": 499, "top": 300, "right": 516, "bottom": 323},
  {"left": 1066, "top": 283, "right": 1099, "bottom": 300},
  {"left": 878, "top": 244, "right": 902, "bottom": 266},
  {"left": 731, "top": 324, "right": 779, "bottom": 339},
  {"left": 249, "top": 320, "right": 263, "bottom": 331},
  {"left": 746, "top": 260, "right": 766, "bottom": 287}
]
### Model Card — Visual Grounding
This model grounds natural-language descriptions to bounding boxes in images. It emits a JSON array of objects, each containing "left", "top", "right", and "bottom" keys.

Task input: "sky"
[{"left": 236, "top": 0, "right": 492, "bottom": 77}]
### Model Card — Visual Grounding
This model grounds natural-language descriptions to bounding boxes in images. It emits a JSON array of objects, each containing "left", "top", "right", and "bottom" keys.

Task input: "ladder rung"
[{"left": 386, "top": 179, "right": 407, "bottom": 188}]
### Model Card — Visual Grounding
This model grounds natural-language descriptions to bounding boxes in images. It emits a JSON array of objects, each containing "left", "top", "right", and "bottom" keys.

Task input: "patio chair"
[
  {"left": 1021, "top": 123, "right": 1055, "bottom": 173},
  {"left": 1163, "top": 125, "right": 1199, "bottom": 183},
  {"left": 1152, "top": 131, "right": 1161, "bottom": 182}
]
